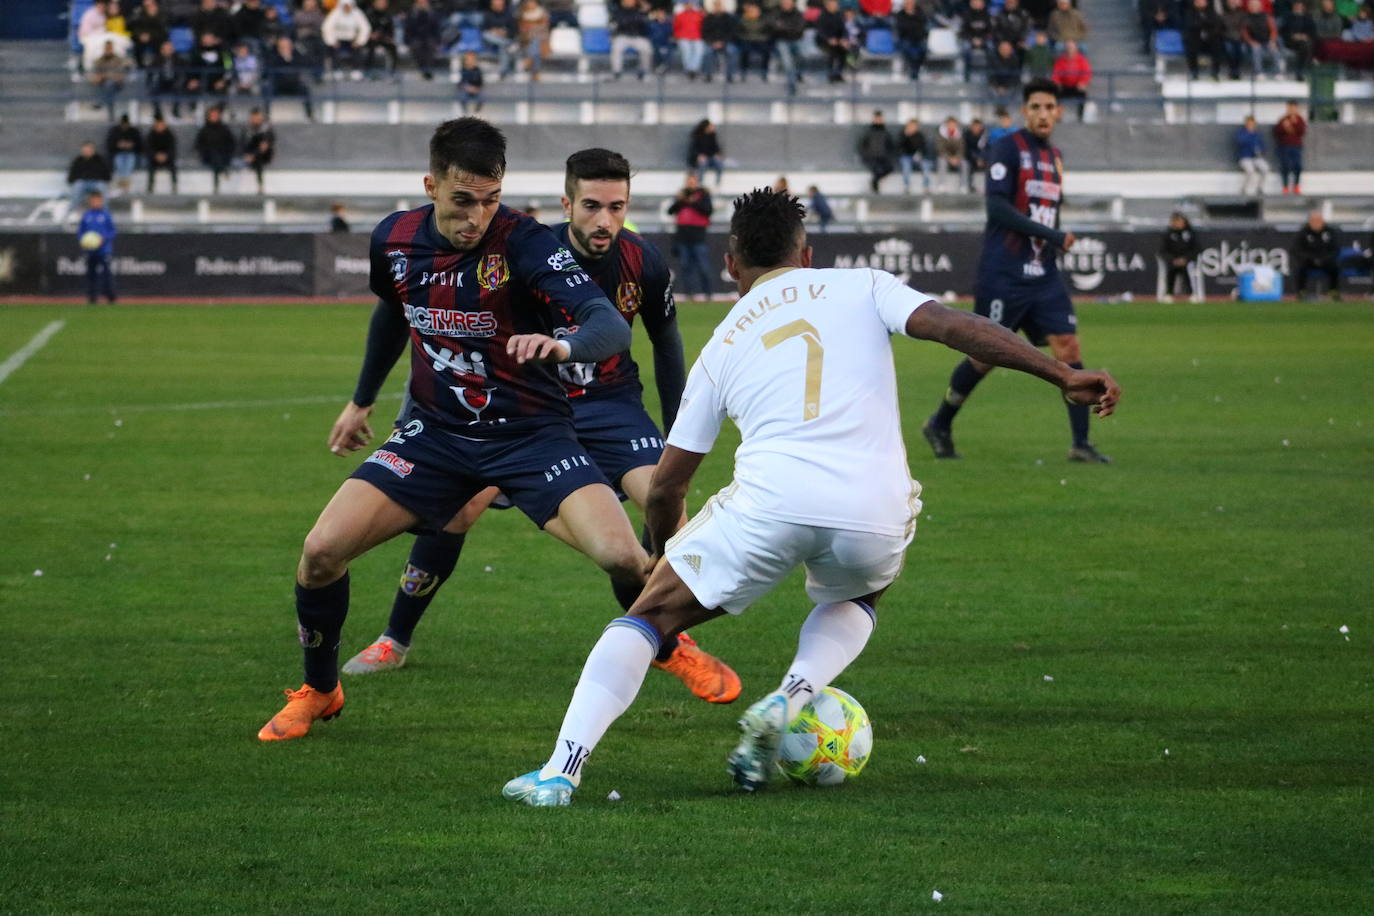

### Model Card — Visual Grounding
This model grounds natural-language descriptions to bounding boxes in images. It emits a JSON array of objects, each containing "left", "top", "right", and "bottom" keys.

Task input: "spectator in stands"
[
  {"left": 192, "top": 0, "right": 234, "bottom": 46},
  {"left": 1159, "top": 212, "right": 1201, "bottom": 301},
  {"left": 807, "top": 184, "right": 835, "bottom": 231},
  {"left": 265, "top": 37, "right": 315, "bottom": 120},
  {"left": 515, "top": 0, "right": 550, "bottom": 80},
  {"left": 1281, "top": 2, "right": 1317, "bottom": 80},
  {"left": 963, "top": 117, "right": 987, "bottom": 193},
  {"left": 675, "top": 2, "right": 707, "bottom": 80},
  {"left": 842, "top": 8, "right": 866, "bottom": 69},
  {"left": 1047, "top": 0, "right": 1089, "bottom": 52},
  {"left": 1023, "top": 0, "right": 1055, "bottom": 31},
  {"left": 668, "top": 172, "right": 714, "bottom": 301},
  {"left": 647, "top": 7, "right": 675, "bottom": 73},
  {"left": 1024, "top": 29, "right": 1056, "bottom": 76},
  {"left": 1235, "top": 114, "right": 1270, "bottom": 194},
  {"left": 365, "top": 0, "right": 399, "bottom": 78},
  {"left": 1243, "top": 0, "right": 1282, "bottom": 77},
  {"left": 239, "top": 107, "right": 275, "bottom": 194},
  {"left": 195, "top": 105, "right": 237, "bottom": 193},
  {"left": 988, "top": 106, "right": 1016, "bottom": 143},
  {"left": 768, "top": 0, "right": 807, "bottom": 89},
  {"left": 330, "top": 203, "right": 351, "bottom": 233},
  {"left": 893, "top": 0, "right": 930, "bottom": 81},
  {"left": 1052, "top": 39, "right": 1091, "bottom": 121},
  {"left": 988, "top": 40, "right": 1023, "bottom": 97},
  {"left": 458, "top": 51, "right": 484, "bottom": 111},
  {"left": 129, "top": 0, "right": 168, "bottom": 68},
  {"left": 815, "top": 0, "right": 852, "bottom": 83},
  {"left": 106, "top": 114, "right": 143, "bottom": 197},
  {"left": 995, "top": 0, "right": 1032, "bottom": 51},
  {"left": 324, "top": 0, "right": 372, "bottom": 79},
  {"left": 1185, "top": 0, "right": 1225, "bottom": 80},
  {"left": 405, "top": 0, "right": 441, "bottom": 81},
  {"left": 186, "top": 32, "right": 233, "bottom": 102},
  {"left": 736, "top": 3, "right": 773, "bottom": 81},
  {"left": 960, "top": 0, "right": 994, "bottom": 82},
  {"left": 79, "top": 0, "right": 111, "bottom": 49},
  {"left": 687, "top": 118, "right": 725, "bottom": 185},
  {"left": 233, "top": 42, "right": 261, "bottom": 95},
  {"left": 935, "top": 116, "right": 966, "bottom": 192},
  {"left": 89, "top": 40, "right": 132, "bottom": 120},
  {"left": 611, "top": 0, "right": 654, "bottom": 79},
  {"left": 68, "top": 141, "right": 112, "bottom": 211},
  {"left": 1273, "top": 99, "right": 1306, "bottom": 193},
  {"left": 481, "top": 0, "right": 519, "bottom": 78},
  {"left": 146, "top": 115, "right": 178, "bottom": 193},
  {"left": 77, "top": 191, "right": 118, "bottom": 305},
  {"left": 1313, "top": 0, "right": 1348, "bottom": 40},
  {"left": 1345, "top": 5, "right": 1374, "bottom": 41},
  {"left": 1221, "top": 0, "right": 1249, "bottom": 79},
  {"left": 898, "top": 117, "right": 931, "bottom": 193},
  {"left": 1291, "top": 211, "right": 1343, "bottom": 298},
  {"left": 858, "top": 110, "right": 898, "bottom": 193},
  {"left": 233, "top": 0, "right": 268, "bottom": 52},
  {"left": 145, "top": 41, "right": 179, "bottom": 118},
  {"left": 702, "top": 0, "right": 741, "bottom": 83},
  {"left": 261, "top": 5, "right": 288, "bottom": 48},
  {"left": 294, "top": 0, "right": 327, "bottom": 79},
  {"left": 545, "top": 0, "right": 577, "bottom": 30},
  {"left": 1143, "top": 0, "right": 1177, "bottom": 55}
]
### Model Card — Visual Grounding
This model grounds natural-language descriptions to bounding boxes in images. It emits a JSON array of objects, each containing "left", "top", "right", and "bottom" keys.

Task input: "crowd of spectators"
[{"left": 854, "top": 106, "right": 1020, "bottom": 194}]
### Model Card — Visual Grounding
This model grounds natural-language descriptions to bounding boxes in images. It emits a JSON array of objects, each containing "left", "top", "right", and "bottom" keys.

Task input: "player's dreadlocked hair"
[
  {"left": 564, "top": 148, "right": 633, "bottom": 201},
  {"left": 1023, "top": 77, "right": 1060, "bottom": 103},
  {"left": 429, "top": 117, "right": 507, "bottom": 180},
  {"left": 728, "top": 188, "right": 807, "bottom": 270}
]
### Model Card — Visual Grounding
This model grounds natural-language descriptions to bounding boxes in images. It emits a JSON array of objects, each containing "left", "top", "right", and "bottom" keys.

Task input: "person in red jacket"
[
  {"left": 1273, "top": 99, "right": 1307, "bottom": 194},
  {"left": 673, "top": 1, "right": 706, "bottom": 79},
  {"left": 1051, "top": 39, "right": 1091, "bottom": 121}
]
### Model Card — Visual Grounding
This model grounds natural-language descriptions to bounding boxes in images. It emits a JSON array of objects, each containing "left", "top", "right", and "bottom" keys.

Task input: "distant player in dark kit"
[
  {"left": 923, "top": 77, "right": 1110, "bottom": 464},
  {"left": 77, "top": 190, "right": 117, "bottom": 304},
  {"left": 337, "top": 147, "right": 740, "bottom": 704},
  {"left": 259, "top": 119, "right": 656, "bottom": 740}
]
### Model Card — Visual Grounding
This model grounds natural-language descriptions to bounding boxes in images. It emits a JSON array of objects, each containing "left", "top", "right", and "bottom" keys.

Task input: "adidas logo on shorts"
[{"left": 679, "top": 554, "right": 702, "bottom": 574}]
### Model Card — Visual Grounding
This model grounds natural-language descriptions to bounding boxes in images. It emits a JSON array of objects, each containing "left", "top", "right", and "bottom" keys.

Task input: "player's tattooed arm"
[
  {"left": 644, "top": 445, "right": 706, "bottom": 559},
  {"left": 905, "top": 302, "right": 1121, "bottom": 417}
]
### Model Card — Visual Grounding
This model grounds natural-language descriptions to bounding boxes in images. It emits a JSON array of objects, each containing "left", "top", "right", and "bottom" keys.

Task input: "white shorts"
[{"left": 665, "top": 486, "right": 913, "bottom": 614}]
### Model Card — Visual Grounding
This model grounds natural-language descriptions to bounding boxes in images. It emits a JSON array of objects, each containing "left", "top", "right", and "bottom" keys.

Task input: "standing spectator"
[
  {"left": 963, "top": 117, "right": 988, "bottom": 193},
  {"left": 893, "top": 0, "right": 930, "bottom": 81},
  {"left": 458, "top": 50, "right": 484, "bottom": 112},
  {"left": 1046, "top": 0, "right": 1089, "bottom": 51},
  {"left": 611, "top": 0, "right": 653, "bottom": 80},
  {"left": 807, "top": 184, "right": 835, "bottom": 231},
  {"left": 233, "top": 42, "right": 261, "bottom": 95},
  {"left": 405, "top": 0, "right": 441, "bottom": 80},
  {"left": 191, "top": 0, "right": 234, "bottom": 46},
  {"left": 858, "top": 110, "right": 898, "bottom": 193},
  {"left": 702, "top": 0, "right": 741, "bottom": 83},
  {"left": 1291, "top": 211, "right": 1343, "bottom": 298},
  {"left": 1185, "top": 0, "right": 1225, "bottom": 80},
  {"left": 994, "top": 0, "right": 1033, "bottom": 51},
  {"left": 898, "top": 117, "right": 931, "bottom": 193},
  {"left": 294, "top": 0, "right": 328, "bottom": 79},
  {"left": 516, "top": 0, "right": 550, "bottom": 80},
  {"left": 736, "top": 3, "right": 773, "bottom": 82},
  {"left": 233, "top": 0, "right": 268, "bottom": 51},
  {"left": 323, "top": 0, "right": 372, "bottom": 78},
  {"left": 1283, "top": 2, "right": 1317, "bottom": 79},
  {"left": 667, "top": 173, "right": 714, "bottom": 301},
  {"left": 988, "top": 106, "right": 1017, "bottom": 144},
  {"left": 935, "top": 116, "right": 967, "bottom": 192},
  {"left": 105, "top": 114, "right": 143, "bottom": 197},
  {"left": 365, "top": 0, "right": 400, "bottom": 78},
  {"left": 68, "top": 141, "right": 112, "bottom": 210},
  {"left": 959, "top": 0, "right": 994, "bottom": 82},
  {"left": 128, "top": 0, "right": 168, "bottom": 68},
  {"left": 814, "top": 0, "right": 851, "bottom": 83},
  {"left": 481, "top": 0, "right": 518, "bottom": 79},
  {"left": 1052, "top": 40, "right": 1091, "bottom": 121},
  {"left": 194, "top": 105, "right": 236, "bottom": 192},
  {"left": 1235, "top": 114, "right": 1270, "bottom": 194},
  {"left": 771, "top": 0, "right": 808, "bottom": 89},
  {"left": 265, "top": 37, "right": 315, "bottom": 120},
  {"left": 1312, "top": 0, "right": 1348, "bottom": 40},
  {"left": 1024, "top": 29, "right": 1055, "bottom": 76},
  {"left": 89, "top": 40, "right": 131, "bottom": 120},
  {"left": 1243, "top": 0, "right": 1282, "bottom": 77},
  {"left": 674, "top": 2, "right": 707, "bottom": 80},
  {"left": 988, "top": 40, "right": 1023, "bottom": 97},
  {"left": 688, "top": 118, "right": 724, "bottom": 186},
  {"left": 330, "top": 203, "right": 351, "bottom": 233},
  {"left": 1159, "top": 212, "right": 1201, "bottom": 301},
  {"left": 77, "top": 190, "right": 117, "bottom": 305},
  {"left": 240, "top": 107, "right": 275, "bottom": 194},
  {"left": 1273, "top": 100, "right": 1306, "bottom": 193},
  {"left": 146, "top": 115, "right": 178, "bottom": 192}
]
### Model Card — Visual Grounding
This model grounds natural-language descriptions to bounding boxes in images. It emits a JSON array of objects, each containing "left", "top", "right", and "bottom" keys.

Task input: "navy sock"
[
  {"left": 931, "top": 359, "right": 987, "bottom": 429},
  {"left": 296, "top": 572, "right": 349, "bottom": 692},
  {"left": 384, "top": 531, "right": 465, "bottom": 646},
  {"left": 1066, "top": 361, "right": 1090, "bottom": 446}
]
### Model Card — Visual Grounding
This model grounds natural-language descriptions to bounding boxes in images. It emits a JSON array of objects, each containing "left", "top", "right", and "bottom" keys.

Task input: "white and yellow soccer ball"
[
  {"left": 776, "top": 686, "right": 873, "bottom": 786},
  {"left": 79, "top": 231, "right": 104, "bottom": 251}
]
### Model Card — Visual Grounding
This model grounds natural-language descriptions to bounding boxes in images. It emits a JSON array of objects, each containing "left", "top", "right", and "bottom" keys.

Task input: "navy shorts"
[
  {"left": 974, "top": 277, "right": 1077, "bottom": 347},
  {"left": 352, "top": 416, "right": 609, "bottom": 531},
  {"left": 569, "top": 389, "right": 665, "bottom": 490}
]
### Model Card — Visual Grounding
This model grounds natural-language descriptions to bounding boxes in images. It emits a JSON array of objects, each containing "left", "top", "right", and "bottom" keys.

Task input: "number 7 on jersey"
[{"left": 762, "top": 319, "right": 824, "bottom": 421}]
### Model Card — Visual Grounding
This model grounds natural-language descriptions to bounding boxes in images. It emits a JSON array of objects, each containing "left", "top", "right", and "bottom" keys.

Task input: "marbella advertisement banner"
[{"left": 1, "top": 228, "right": 1357, "bottom": 298}]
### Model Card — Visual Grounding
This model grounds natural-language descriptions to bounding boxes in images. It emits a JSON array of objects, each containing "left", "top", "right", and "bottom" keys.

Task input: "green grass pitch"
[{"left": 1, "top": 300, "right": 1371, "bottom": 913}]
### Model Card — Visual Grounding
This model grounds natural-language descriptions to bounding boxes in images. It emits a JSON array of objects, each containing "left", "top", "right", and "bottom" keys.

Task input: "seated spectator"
[
  {"left": 736, "top": 2, "right": 773, "bottom": 81},
  {"left": 1052, "top": 39, "right": 1091, "bottom": 120},
  {"left": 515, "top": 0, "right": 549, "bottom": 80},
  {"left": 78, "top": 0, "right": 110, "bottom": 50},
  {"left": 703, "top": 0, "right": 742, "bottom": 83},
  {"left": 233, "top": 0, "right": 268, "bottom": 52},
  {"left": 1159, "top": 212, "right": 1201, "bottom": 301},
  {"left": 611, "top": 0, "right": 652, "bottom": 80},
  {"left": 1312, "top": 0, "right": 1348, "bottom": 40},
  {"left": 185, "top": 32, "right": 233, "bottom": 102},
  {"left": 858, "top": 110, "right": 897, "bottom": 193},
  {"left": 1185, "top": 0, "right": 1225, "bottom": 81},
  {"left": 1346, "top": 5, "right": 1374, "bottom": 41},
  {"left": 261, "top": 5, "right": 288, "bottom": 48},
  {"left": 987, "top": 106, "right": 1016, "bottom": 143},
  {"left": 240, "top": 107, "right": 274, "bottom": 194},
  {"left": 105, "top": 114, "right": 143, "bottom": 196},
  {"left": 68, "top": 141, "right": 112, "bottom": 211},
  {"left": 995, "top": 0, "right": 1033, "bottom": 51},
  {"left": 405, "top": 0, "right": 441, "bottom": 81},
  {"left": 233, "top": 42, "right": 261, "bottom": 95},
  {"left": 935, "top": 116, "right": 966, "bottom": 192},
  {"left": 265, "top": 37, "right": 315, "bottom": 120},
  {"left": 330, "top": 203, "right": 351, "bottom": 233},
  {"left": 128, "top": 0, "right": 169, "bottom": 68},
  {"left": 144, "top": 40, "right": 180, "bottom": 118},
  {"left": 1283, "top": 2, "right": 1317, "bottom": 79},
  {"left": 813, "top": 0, "right": 850, "bottom": 83},
  {"left": 481, "top": 0, "right": 518, "bottom": 79},
  {"left": 688, "top": 118, "right": 724, "bottom": 185},
  {"left": 843, "top": 8, "right": 866, "bottom": 67},
  {"left": 458, "top": 50, "right": 484, "bottom": 112},
  {"left": 146, "top": 115, "right": 178, "bottom": 193},
  {"left": 294, "top": 0, "right": 328, "bottom": 78},
  {"left": 1243, "top": 0, "right": 1282, "bottom": 77},
  {"left": 1234, "top": 114, "right": 1270, "bottom": 194},
  {"left": 960, "top": 0, "right": 994, "bottom": 82},
  {"left": 1291, "top": 211, "right": 1343, "bottom": 298},
  {"left": 545, "top": 0, "right": 578, "bottom": 31},
  {"left": 807, "top": 185, "right": 834, "bottom": 231},
  {"left": 323, "top": 0, "right": 372, "bottom": 78},
  {"left": 963, "top": 117, "right": 987, "bottom": 193},
  {"left": 892, "top": 0, "right": 930, "bottom": 81},
  {"left": 194, "top": 105, "right": 237, "bottom": 193},
  {"left": 1142, "top": 0, "right": 1176, "bottom": 55},
  {"left": 988, "top": 39, "right": 1023, "bottom": 96},
  {"left": 365, "top": 0, "right": 400, "bottom": 77},
  {"left": 648, "top": 7, "right": 675, "bottom": 74},
  {"left": 675, "top": 2, "right": 707, "bottom": 81},
  {"left": 898, "top": 117, "right": 931, "bottom": 193},
  {"left": 191, "top": 0, "right": 234, "bottom": 47},
  {"left": 1047, "top": 0, "right": 1089, "bottom": 52},
  {"left": 770, "top": 0, "right": 807, "bottom": 89},
  {"left": 1221, "top": 0, "right": 1248, "bottom": 78},
  {"left": 1024, "top": 29, "right": 1055, "bottom": 76},
  {"left": 1024, "top": 0, "right": 1055, "bottom": 31},
  {"left": 89, "top": 40, "right": 131, "bottom": 120}
]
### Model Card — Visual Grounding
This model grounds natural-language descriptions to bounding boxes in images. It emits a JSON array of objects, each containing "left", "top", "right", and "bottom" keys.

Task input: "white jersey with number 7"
[{"left": 668, "top": 267, "right": 929, "bottom": 538}]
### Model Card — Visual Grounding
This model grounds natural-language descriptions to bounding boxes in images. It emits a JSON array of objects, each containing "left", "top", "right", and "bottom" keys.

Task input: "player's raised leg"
[{"left": 259, "top": 479, "right": 420, "bottom": 741}]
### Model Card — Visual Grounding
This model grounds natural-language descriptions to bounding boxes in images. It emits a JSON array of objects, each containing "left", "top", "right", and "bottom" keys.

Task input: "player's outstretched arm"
[
  {"left": 905, "top": 301, "right": 1121, "bottom": 417},
  {"left": 644, "top": 445, "right": 706, "bottom": 561},
  {"left": 508, "top": 295, "right": 632, "bottom": 365}
]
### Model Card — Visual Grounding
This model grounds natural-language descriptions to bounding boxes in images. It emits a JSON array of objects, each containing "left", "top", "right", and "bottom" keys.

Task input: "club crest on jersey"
[
  {"left": 477, "top": 254, "right": 509, "bottom": 291},
  {"left": 615, "top": 281, "right": 642, "bottom": 316},
  {"left": 387, "top": 249, "right": 407, "bottom": 283}
]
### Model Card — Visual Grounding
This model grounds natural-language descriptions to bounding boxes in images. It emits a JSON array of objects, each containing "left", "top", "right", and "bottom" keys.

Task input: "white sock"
[
  {"left": 778, "top": 601, "right": 876, "bottom": 723},
  {"left": 539, "top": 617, "right": 659, "bottom": 787}
]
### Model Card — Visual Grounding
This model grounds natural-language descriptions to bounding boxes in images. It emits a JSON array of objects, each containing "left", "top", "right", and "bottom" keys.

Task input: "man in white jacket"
[{"left": 323, "top": 0, "right": 371, "bottom": 78}]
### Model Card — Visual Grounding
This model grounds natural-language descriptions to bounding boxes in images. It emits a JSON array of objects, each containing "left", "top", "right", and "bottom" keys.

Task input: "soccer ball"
[
  {"left": 776, "top": 686, "right": 872, "bottom": 786},
  {"left": 79, "top": 231, "right": 103, "bottom": 251}
]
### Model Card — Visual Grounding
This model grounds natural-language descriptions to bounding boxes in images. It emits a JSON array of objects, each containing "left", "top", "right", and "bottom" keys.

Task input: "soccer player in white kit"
[{"left": 503, "top": 189, "right": 1121, "bottom": 805}]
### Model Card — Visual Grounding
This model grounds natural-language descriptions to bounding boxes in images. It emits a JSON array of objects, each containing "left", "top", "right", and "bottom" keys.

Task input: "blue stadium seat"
[
  {"left": 1153, "top": 29, "right": 1184, "bottom": 57},
  {"left": 582, "top": 27, "right": 611, "bottom": 55},
  {"left": 457, "top": 27, "right": 483, "bottom": 53},
  {"left": 865, "top": 29, "right": 895, "bottom": 56},
  {"left": 169, "top": 26, "right": 194, "bottom": 54}
]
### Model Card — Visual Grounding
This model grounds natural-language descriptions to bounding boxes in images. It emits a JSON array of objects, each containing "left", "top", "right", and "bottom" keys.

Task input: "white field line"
[
  {"left": 0, "top": 391, "right": 402, "bottom": 418},
  {"left": 0, "top": 321, "right": 66, "bottom": 387}
]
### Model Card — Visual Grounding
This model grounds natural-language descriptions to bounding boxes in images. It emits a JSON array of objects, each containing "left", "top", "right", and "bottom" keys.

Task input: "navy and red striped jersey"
[
  {"left": 369, "top": 203, "right": 600, "bottom": 433},
  {"left": 551, "top": 223, "right": 675, "bottom": 401},
  {"left": 978, "top": 128, "right": 1065, "bottom": 285}
]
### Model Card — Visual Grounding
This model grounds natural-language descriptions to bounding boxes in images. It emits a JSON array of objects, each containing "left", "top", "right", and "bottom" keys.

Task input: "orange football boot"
[
  {"left": 257, "top": 683, "right": 345, "bottom": 741},
  {"left": 652, "top": 631, "right": 741, "bottom": 704}
]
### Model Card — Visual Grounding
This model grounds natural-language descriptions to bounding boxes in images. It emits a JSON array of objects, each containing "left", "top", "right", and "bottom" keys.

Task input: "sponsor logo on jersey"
[
  {"left": 365, "top": 449, "right": 415, "bottom": 478},
  {"left": 420, "top": 269, "right": 463, "bottom": 288},
  {"left": 1061, "top": 236, "right": 1149, "bottom": 290},
  {"left": 1024, "top": 180, "right": 1061, "bottom": 202},
  {"left": 615, "top": 281, "right": 642, "bottom": 316},
  {"left": 546, "top": 247, "right": 578, "bottom": 272},
  {"left": 388, "top": 249, "right": 407, "bottom": 283},
  {"left": 404, "top": 304, "right": 498, "bottom": 337},
  {"left": 477, "top": 254, "right": 509, "bottom": 291}
]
